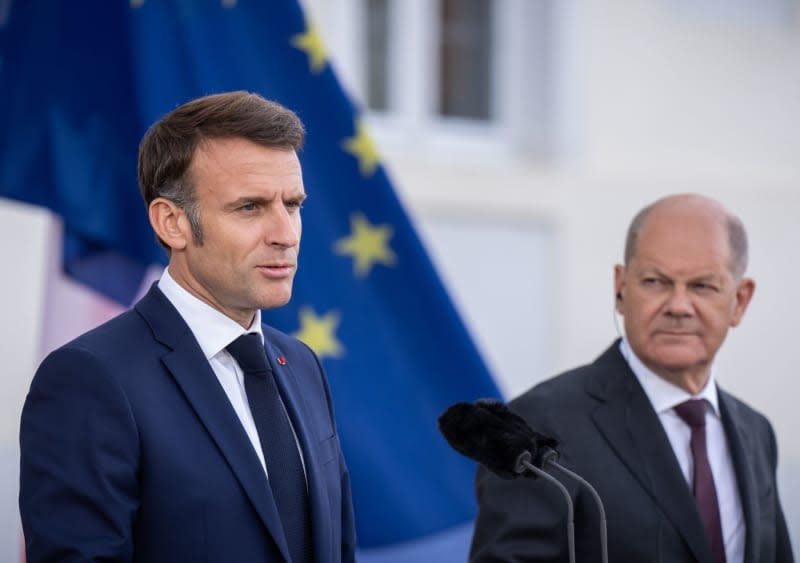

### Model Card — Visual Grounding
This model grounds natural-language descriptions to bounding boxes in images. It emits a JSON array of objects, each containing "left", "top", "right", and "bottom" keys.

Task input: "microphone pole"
[
  {"left": 537, "top": 447, "right": 608, "bottom": 563},
  {"left": 436, "top": 399, "right": 604, "bottom": 563},
  {"left": 514, "top": 451, "right": 576, "bottom": 563}
]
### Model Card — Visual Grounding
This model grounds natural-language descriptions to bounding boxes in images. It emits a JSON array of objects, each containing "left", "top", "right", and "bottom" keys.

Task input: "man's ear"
[
  {"left": 614, "top": 264, "right": 626, "bottom": 314},
  {"left": 730, "top": 277, "right": 755, "bottom": 327},
  {"left": 149, "top": 198, "right": 190, "bottom": 251}
]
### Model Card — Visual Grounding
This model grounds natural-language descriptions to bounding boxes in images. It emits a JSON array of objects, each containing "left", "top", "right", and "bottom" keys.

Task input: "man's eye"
[{"left": 692, "top": 283, "right": 717, "bottom": 292}]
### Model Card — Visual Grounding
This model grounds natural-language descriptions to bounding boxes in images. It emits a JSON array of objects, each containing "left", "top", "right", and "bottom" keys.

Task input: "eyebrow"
[
  {"left": 641, "top": 267, "right": 721, "bottom": 282},
  {"left": 223, "top": 192, "right": 307, "bottom": 210},
  {"left": 223, "top": 196, "right": 269, "bottom": 210},
  {"left": 689, "top": 274, "right": 723, "bottom": 284}
]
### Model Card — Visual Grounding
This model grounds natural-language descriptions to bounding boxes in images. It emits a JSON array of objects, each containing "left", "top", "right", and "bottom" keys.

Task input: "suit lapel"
[
  {"left": 719, "top": 391, "right": 759, "bottom": 563},
  {"left": 135, "top": 285, "right": 292, "bottom": 562},
  {"left": 263, "top": 337, "right": 333, "bottom": 563},
  {"left": 588, "top": 344, "right": 713, "bottom": 563}
]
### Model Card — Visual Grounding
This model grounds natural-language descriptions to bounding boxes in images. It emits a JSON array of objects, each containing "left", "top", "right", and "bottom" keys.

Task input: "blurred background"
[
  {"left": 307, "top": 0, "right": 800, "bottom": 553},
  {"left": 1, "top": 0, "right": 798, "bottom": 560}
]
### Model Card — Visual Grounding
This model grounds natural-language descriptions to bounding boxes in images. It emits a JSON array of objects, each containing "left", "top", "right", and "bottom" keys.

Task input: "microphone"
[
  {"left": 438, "top": 399, "right": 608, "bottom": 563},
  {"left": 437, "top": 399, "right": 558, "bottom": 478},
  {"left": 438, "top": 399, "right": 575, "bottom": 563}
]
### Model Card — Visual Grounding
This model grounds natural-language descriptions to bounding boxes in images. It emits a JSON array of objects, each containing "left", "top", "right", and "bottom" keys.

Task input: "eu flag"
[{"left": 0, "top": 0, "right": 500, "bottom": 556}]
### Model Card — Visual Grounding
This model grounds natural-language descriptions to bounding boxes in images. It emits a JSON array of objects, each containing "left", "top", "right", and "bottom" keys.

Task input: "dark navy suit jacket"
[
  {"left": 471, "top": 341, "right": 793, "bottom": 563},
  {"left": 20, "top": 284, "right": 357, "bottom": 562}
]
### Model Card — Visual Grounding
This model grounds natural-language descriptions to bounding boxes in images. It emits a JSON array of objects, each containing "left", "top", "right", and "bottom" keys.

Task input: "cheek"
[
  {"left": 695, "top": 302, "right": 734, "bottom": 333},
  {"left": 224, "top": 229, "right": 261, "bottom": 255},
  {"left": 623, "top": 297, "right": 658, "bottom": 325},
  {"left": 718, "top": 303, "right": 740, "bottom": 329},
  {"left": 621, "top": 309, "right": 649, "bottom": 342}
]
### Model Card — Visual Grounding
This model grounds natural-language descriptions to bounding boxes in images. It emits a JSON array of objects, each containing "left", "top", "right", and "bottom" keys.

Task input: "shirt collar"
[
  {"left": 158, "top": 268, "right": 263, "bottom": 360},
  {"left": 619, "top": 338, "right": 720, "bottom": 417}
]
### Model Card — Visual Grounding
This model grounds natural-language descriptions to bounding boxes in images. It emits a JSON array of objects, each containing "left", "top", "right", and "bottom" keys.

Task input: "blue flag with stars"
[{"left": 0, "top": 0, "right": 500, "bottom": 557}]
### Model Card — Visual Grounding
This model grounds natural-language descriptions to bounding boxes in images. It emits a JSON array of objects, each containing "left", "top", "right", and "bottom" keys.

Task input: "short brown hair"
[{"left": 137, "top": 91, "right": 305, "bottom": 246}]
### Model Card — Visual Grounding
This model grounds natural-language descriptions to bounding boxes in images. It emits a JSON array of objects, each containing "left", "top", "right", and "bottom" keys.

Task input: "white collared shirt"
[
  {"left": 158, "top": 268, "right": 303, "bottom": 479},
  {"left": 620, "top": 338, "right": 745, "bottom": 563}
]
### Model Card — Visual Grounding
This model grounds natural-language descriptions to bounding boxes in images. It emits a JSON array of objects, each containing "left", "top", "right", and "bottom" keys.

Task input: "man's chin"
[
  {"left": 647, "top": 350, "right": 710, "bottom": 377},
  {"left": 256, "top": 292, "right": 293, "bottom": 311},
  {"left": 652, "top": 332, "right": 701, "bottom": 343}
]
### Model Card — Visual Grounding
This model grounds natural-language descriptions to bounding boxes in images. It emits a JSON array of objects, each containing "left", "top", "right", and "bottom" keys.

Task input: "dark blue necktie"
[
  {"left": 674, "top": 399, "right": 726, "bottom": 563},
  {"left": 227, "top": 333, "right": 312, "bottom": 563}
]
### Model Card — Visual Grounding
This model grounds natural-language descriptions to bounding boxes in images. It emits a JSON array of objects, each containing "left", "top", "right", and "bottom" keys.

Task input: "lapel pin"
[{"left": 277, "top": 356, "right": 287, "bottom": 366}]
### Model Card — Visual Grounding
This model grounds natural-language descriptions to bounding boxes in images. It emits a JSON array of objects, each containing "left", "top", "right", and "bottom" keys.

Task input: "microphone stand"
[
  {"left": 548, "top": 461, "right": 608, "bottom": 563},
  {"left": 538, "top": 449, "right": 609, "bottom": 563},
  {"left": 515, "top": 452, "right": 576, "bottom": 563}
]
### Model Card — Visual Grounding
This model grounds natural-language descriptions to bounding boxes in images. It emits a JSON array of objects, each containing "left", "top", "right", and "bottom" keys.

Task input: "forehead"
[
  {"left": 190, "top": 137, "right": 303, "bottom": 189},
  {"left": 631, "top": 209, "right": 731, "bottom": 274}
]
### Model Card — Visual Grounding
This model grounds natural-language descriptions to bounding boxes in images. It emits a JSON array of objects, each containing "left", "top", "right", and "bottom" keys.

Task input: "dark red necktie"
[{"left": 674, "top": 399, "right": 726, "bottom": 563}]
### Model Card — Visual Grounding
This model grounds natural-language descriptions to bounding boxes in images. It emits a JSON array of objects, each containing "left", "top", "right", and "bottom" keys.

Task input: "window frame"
[{"left": 307, "top": 0, "right": 551, "bottom": 157}]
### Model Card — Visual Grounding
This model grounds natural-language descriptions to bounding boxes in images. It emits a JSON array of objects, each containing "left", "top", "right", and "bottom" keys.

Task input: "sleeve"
[
  {"left": 305, "top": 339, "right": 358, "bottom": 562},
  {"left": 338, "top": 452, "right": 358, "bottom": 563},
  {"left": 19, "top": 345, "right": 140, "bottom": 563},
  {"left": 766, "top": 422, "right": 794, "bottom": 562}
]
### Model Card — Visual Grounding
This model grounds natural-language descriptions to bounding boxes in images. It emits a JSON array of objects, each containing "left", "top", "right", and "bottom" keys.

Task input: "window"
[
  {"left": 438, "top": 0, "right": 492, "bottom": 120},
  {"left": 310, "top": 0, "right": 550, "bottom": 153},
  {"left": 365, "top": 0, "right": 390, "bottom": 111},
  {"left": 363, "top": 0, "right": 494, "bottom": 121}
]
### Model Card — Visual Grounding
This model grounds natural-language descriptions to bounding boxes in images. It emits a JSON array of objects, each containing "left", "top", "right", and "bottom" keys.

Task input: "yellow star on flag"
[
  {"left": 335, "top": 213, "right": 397, "bottom": 278},
  {"left": 290, "top": 20, "right": 328, "bottom": 74},
  {"left": 293, "top": 307, "right": 344, "bottom": 360},
  {"left": 342, "top": 119, "right": 380, "bottom": 177}
]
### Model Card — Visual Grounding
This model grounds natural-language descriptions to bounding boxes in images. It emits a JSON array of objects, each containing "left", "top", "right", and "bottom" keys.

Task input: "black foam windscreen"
[{"left": 438, "top": 399, "right": 558, "bottom": 479}]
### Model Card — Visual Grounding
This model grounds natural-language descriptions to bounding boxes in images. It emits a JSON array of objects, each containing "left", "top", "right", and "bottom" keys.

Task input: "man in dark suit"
[
  {"left": 20, "top": 91, "right": 357, "bottom": 562},
  {"left": 471, "top": 194, "right": 793, "bottom": 562}
]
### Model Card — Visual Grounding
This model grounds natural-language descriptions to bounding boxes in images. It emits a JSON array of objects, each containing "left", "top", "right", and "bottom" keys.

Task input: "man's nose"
[
  {"left": 664, "top": 287, "right": 693, "bottom": 316},
  {"left": 266, "top": 206, "right": 300, "bottom": 247}
]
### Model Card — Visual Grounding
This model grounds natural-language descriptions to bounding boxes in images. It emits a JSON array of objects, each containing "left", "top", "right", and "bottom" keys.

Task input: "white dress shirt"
[
  {"left": 158, "top": 268, "right": 304, "bottom": 479},
  {"left": 620, "top": 338, "right": 745, "bottom": 563}
]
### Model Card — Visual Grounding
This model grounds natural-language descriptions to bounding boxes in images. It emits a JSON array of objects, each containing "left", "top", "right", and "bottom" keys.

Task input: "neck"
[
  {"left": 236, "top": 313, "right": 257, "bottom": 330},
  {"left": 166, "top": 265, "right": 258, "bottom": 330}
]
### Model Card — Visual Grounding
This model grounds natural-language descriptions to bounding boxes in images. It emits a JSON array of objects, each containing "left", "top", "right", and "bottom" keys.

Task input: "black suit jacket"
[
  {"left": 470, "top": 341, "right": 793, "bottom": 563},
  {"left": 20, "top": 284, "right": 357, "bottom": 563}
]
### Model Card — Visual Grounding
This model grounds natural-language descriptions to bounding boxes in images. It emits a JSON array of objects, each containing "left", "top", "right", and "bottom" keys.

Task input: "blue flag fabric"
[{"left": 0, "top": 0, "right": 500, "bottom": 551}]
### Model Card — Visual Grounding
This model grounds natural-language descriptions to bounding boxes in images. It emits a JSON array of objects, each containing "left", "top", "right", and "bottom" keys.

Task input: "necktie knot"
[
  {"left": 674, "top": 399, "right": 708, "bottom": 428},
  {"left": 226, "top": 333, "right": 271, "bottom": 377}
]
